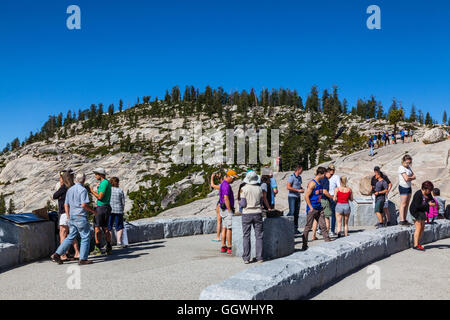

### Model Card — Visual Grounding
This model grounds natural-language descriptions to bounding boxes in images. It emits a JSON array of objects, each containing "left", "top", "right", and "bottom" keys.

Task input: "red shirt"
[{"left": 337, "top": 189, "right": 351, "bottom": 203}]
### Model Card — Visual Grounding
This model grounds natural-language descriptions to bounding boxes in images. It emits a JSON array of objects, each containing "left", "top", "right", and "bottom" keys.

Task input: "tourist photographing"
[
  {"left": 398, "top": 155, "right": 415, "bottom": 226},
  {"left": 210, "top": 172, "right": 224, "bottom": 242},
  {"left": 51, "top": 173, "right": 97, "bottom": 265},
  {"left": 286, "top": 164, "right": 305, "bottom": 234},
  {"left": 410, "top": 181, "right": 435, "bottom": 251},
  {"left": 90, "top": 168, "right": 113, "bottom": 255},
  {"left": 109, "top": 177, "right": 126, "bottom": 248},
  {"left": 53, "top": 170, "right": 79, "bottom": 261},
  {"left": 333, "top": 176, "right": 353, "bottom": 237},
  {"left": 239, "top": 171, "right": 264, "bottom": 264},
  {"left": 219, "top": 169, "right": 238, "bottom": 254},
  {"left": 302, "top": 167, "right": 332, "bottom": 251}
]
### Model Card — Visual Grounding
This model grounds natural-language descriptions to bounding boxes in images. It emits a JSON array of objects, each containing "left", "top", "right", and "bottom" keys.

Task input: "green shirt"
[{"left": 97, "top": 179, "right": 112, "bottom": 207}]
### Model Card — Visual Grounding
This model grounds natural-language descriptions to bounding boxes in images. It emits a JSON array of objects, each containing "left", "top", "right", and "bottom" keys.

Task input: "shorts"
[
  {"left": 108, "top": 213, "right": 124, "bottom": 231},
  {"left": 321, "top": 199, "right": 332, "bottom": 218},
  {"left": 374, "top": 199, "right": 385, "bottom": 213},
  {"left": 59, "top": 213, "right": 69, "bottom": 227},
  {"left": 411, "top": 210, "right": 427, "bottom": 221},
  {"left": 94, "top": 205, "right": 112, "bottom": 228},
  {"left": 220, "top": 209, "right": 233, "bottom": 229},
  {"left": 335, "top": 203, "right": 351, "bottom": 215},
  {"left": 399, "top": 186, "right": 412, "bottom": 195}
]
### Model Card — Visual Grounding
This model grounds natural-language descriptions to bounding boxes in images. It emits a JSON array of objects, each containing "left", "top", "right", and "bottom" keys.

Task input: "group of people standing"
[
  {"left": 51, "top": 168, "right": 126, "bottom": 265},
  {"left": 368, "top": 128, "right": 414, "bottom": 156},
  {"left": 211, "top": 153, "right": 447, "bottom": 263}
]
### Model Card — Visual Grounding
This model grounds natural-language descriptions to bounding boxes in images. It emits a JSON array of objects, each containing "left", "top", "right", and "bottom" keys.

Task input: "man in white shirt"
[
  {"left": 240, "top": 171, "right": 264, "bottom": 264},
  {"left": 327, "top": 164, "right": 340, "bottom": 235}
]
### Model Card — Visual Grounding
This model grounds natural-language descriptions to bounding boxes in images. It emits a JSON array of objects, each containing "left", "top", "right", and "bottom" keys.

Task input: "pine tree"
[
  {"left": 425, "top": 112, "right": 433, "bottom": 126},
  {"left": 376, "top": 102, "right": 384, "bottom": 119},
  {"left": 0, "top": 194, "right": 5, "bottom": 214},
  {"left": 119, "top": 99, "right": 124, "bottom": 112},
  {"left": 409, "top": 105, "right": 417, "bottom": 122},
  {"left": 418, "top": 109, "right": 424, "bottom": 124},
  {"left": 7, "top": 199, "right": 15, "bottom": 214},
  {"left": 305, "top": 86, "right": 320, "bottom": 114}
]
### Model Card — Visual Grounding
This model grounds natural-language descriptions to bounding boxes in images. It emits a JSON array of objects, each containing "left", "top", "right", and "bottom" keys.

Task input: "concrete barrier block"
[
  {"left": 126, "top": 221, "right": 165, "bottom": 243},
  {"left": 154, "top": 218, "right": 204, "bottom": 238},
  {"left": 421, "top": 224, "right": 435, "bottom": 244},
  {"left": 0, "top": 219, "right": 55, "bottom": 263},
  {"left": 435, "top": 220, "right": 450, "bottom": 240},
  {"left": 201, "top": 217, "right": 217, "bottom": 234},
  {"left": 199, "top": 280, "right": 262, "bottom": 300},
  {"left": 0, "top": 243, "right": 20, "bottom": 272},
  {"left": 339, "top": 233, "right": 386, "bottom": 266},
  {"left": 232, "top": 216, "right": 294, "bottom": 261}
]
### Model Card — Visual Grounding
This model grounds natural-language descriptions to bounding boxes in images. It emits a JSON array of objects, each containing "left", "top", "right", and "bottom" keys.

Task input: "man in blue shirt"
[
  {"left": 51, "top": 173, "right": 97, "bottom": 265},
  {"left": 286, "top": 164, "right": 305, "bottom": 234}
]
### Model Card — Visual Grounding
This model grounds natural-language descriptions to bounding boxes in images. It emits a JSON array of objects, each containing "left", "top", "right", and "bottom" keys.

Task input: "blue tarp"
[{"left": 0, "top": 213, "right": 46, "bottom": 225}]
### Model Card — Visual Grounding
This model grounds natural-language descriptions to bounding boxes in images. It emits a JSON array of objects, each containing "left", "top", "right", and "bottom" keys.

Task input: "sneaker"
[
  {"left": 244, "top": 260, "right": 250, "bottom": 264},
  {"left": 220, "top": 246, "right": 227, "bottom": 253},
  {"left": 226, "top": 247, "right": 232, "bottom": 255},
  {"left": 317, "top": 229, "right": 322, "bottom": 235},
  {"left": 375, "top": 223, "right": 384, "bottom": 229},
  {"left": 92, "top": 247, "right": 102, "bottom": 256},
  {"left": 329, "top": 232, "right": 337, "bottom": 238},
  {"left": 51, "top": 253, "right": 63, "bottom": 265}
]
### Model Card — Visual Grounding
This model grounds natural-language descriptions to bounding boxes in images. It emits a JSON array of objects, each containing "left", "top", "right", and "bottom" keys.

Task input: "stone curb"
[{"left": 199, "top": 220, "right": 450, "bottom": 300}]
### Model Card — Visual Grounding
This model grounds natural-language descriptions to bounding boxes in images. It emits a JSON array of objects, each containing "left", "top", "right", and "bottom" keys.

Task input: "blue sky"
[{"left": 0, "top": 0, "right": 449, "bottom": 147}]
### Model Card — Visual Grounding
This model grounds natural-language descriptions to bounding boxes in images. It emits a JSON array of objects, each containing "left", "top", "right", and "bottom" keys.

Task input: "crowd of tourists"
[
  {"left": 211, "top": 154, "right": 447, "bottom": 264},
  {"left": 49, "top": 154, "right": 447, "bottom": 266},
  {"left": 51, "top": 168, "right": 126, "bottom": 265},
  {"left": 368, "top": 128, "right": 414, "bottom": 156}
]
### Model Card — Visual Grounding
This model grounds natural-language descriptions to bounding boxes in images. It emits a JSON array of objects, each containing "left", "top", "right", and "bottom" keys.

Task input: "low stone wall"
[
  {"left": 232, "top": 216, "right": 294, "bottom": 261},
  {"left": 112, "top": 216, "right": 218, "bottom": 244},
  {"left": 0, "top": 243, "right": 20, "bottom": 271},
  {"left": 199, "top": 220, "right": 450, "bottom": 300},
  {"left": 0, "top": 219, "right": 56, "bottom": 264}
]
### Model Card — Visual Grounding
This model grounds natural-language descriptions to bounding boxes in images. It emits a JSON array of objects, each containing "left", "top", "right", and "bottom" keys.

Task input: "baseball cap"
[
  {"left": 226, "top": 169, "right": 238, "bottom": 178},
  {"left": 93, "top": 168, "right": 107, "bottom": 176}
]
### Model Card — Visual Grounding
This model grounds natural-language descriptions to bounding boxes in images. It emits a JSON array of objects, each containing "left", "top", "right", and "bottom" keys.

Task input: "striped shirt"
[{"left": 110, "top": 187, "right": 125, "bottom": 214}]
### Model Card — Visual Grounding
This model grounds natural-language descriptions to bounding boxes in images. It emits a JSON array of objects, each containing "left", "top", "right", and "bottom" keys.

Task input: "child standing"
[
  {"left": 426, "top": 197, "right": 439, "bottom": 224},
  {"left": 432, "top": 188, "right": 446, "bottom": 219}
]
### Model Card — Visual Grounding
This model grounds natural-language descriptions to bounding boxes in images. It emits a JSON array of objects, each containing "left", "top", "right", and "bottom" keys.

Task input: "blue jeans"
[
  {"left": 56, "top": 216, "right": 91, "bottom": 261},
  {"left": 369, "top": 146, "right": 374, "bottom": 156},
  {"left": 329, "top": 199, "right": 336, "bottom": 233},
  {"left": 288, "top": 196, "right": 300, "bottom": 228}
]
